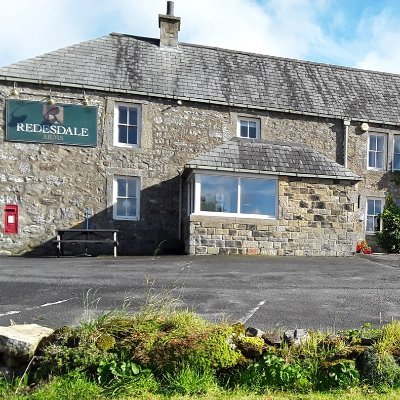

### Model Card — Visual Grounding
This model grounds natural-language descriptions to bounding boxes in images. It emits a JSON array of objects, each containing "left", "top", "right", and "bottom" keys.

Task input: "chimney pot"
[{"left": 167, "top": 1, "right": 174, "bottom": 16}]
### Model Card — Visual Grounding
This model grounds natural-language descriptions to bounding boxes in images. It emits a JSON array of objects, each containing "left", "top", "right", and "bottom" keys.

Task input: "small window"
[
  {"left": 368, "top": 133, "right": 386, "bottom": 170},
  {"left": 237, "top": 118, "right": 260, "bottom": 139},
  {"left": 114, "top": 104, "right": 140, "bottom": 147},
  {"left": 393, "top": 136, "right": 400, "bottom": 171},
  {"left": 366, "top": 198, "right": 383, "bottom": 233},
  {"left": 113, "top": 176, "right": 140, "bottom": 220}
]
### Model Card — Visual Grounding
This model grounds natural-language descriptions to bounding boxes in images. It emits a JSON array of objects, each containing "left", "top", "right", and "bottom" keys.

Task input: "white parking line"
[
  {"left": 26, "top": 298, "right": 75, "bottom": 310},
  {"left": 0, "top": 310, "right": 21, "bottom": 317},
  {"left": 1, "top": 298, "right": 76, "bottom": 317},
  {"left": 239, "top": 300, "right": 266, "bottom": 324}
]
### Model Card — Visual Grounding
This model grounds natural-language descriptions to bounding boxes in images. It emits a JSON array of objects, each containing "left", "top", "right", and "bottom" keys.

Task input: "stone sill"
[{"left": 188, "top": 214, "right": 279, "bottom": 226}]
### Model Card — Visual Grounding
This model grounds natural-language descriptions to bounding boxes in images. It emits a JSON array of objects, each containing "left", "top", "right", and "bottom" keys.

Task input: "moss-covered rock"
[
  {"left": 237, "top": 336, "right": 265, "bottom": 359},
  {"left": 95, "top": 333, "right": 115, "bottom": 351}
]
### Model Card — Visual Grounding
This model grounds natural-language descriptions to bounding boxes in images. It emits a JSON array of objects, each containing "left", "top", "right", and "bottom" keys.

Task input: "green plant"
[
  {"left": 0, "top": 376, "right": 15, "bottom": 398},
  {"left": 27, "top": 371, "right": 104, "bottom": 400},
  {"left": 376, "top": 194, "right": 400, "bottom": 253},
  {"left": 95, "top": 334, "right": 116, "bottom": 351},
  {"left": 340, "top": 323, "right": 382, "bottom": 345},
  {"left": 96, "top": 356, "right": 159, "bottom": 396},
  {"left": 230, "top": 351, "right": 311, "bottom": 392},
  {"left": 237, "top": 336, "right": 265, "bottom": 359},
  {"left": 318, "top": 360, "right": 360, "bottom": 389},
  {"left": 357, "top": 347, "right": 400, "bottom": 388},
  {"left": 376, "top": 321, "right": 400, "bottom": 355},
  {"left": 32, "top": 327, "right": 118, "bottom": 381},
  {"left": 162, "top": 362, "right": 218, "bottom": 395},
  {"left": 97, "top": 358, "right": 140, "bottom": 385},
  {"left": 129, "top": 309, "right": 242, "bottom": 372}
]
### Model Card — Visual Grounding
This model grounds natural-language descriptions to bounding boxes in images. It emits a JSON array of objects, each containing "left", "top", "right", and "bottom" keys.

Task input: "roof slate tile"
[
  {"left": 1, "top": 34, "right": 400, "bottom": 123},
  {"left": 186, "top": 138, "right": 361, "bottom": 181}
]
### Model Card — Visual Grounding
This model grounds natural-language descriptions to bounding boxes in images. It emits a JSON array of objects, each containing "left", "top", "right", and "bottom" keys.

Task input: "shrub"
[
  {"left": 357, "top": 347, "right": 400, "bottom": 387},
  {"left": 237, "top": 336, "right": 265, "bottom": 359},
  {"left": 230, "top": 351, "right": 311, "bottom": 392},
  {"left": 129, "top": 312, "right": 242, "bottom": 371},
  {"left": 318, "top": 359, "right": 360, "bottom": 389},
  {"left": 32, "top": 322, "right": 118, "bottom": 382},
  {"left": 33, "top": 340, "right": 118, "bottom": 381},
  {"left": 376, "top": 194, "right": 400, "bottom": 253}
]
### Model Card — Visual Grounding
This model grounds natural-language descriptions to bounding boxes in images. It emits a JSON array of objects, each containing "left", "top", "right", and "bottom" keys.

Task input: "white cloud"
[
  {"left": 2, "top": 0, "right": 400, "bottom": 75},
  {"left": 1, "top": 0, "right": 87, "bottom": 64},
  {"left": 354, "top": 8, "right": 400, "bottom": 73}
]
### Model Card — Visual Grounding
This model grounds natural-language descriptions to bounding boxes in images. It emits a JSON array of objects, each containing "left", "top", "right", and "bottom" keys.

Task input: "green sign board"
[{"left": 6, "top": 99, "right": 98, "bottom": 147}]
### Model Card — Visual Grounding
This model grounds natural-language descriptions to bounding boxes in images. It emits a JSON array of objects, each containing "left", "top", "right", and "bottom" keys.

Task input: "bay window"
[{"left": 188, "top": 173, "right": 277, "bottom": 218}]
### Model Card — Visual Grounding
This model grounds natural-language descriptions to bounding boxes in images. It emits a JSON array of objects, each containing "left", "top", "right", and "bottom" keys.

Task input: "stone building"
[{"left": 0, "top": 2, "right": 399, "bottom": 256}]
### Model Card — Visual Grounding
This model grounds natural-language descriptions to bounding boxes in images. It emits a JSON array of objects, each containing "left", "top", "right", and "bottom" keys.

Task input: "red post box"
[{"left": 4, "top": 204, "right": 18, "bottom": 234}]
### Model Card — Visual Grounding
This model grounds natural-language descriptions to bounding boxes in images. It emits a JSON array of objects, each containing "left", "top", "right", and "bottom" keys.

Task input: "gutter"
[
  {"left": 2, "top": 75, "right": 400, "bottom": 127},
  {"left": 184, "top": 166, "right": 361, "bottom": 181}
]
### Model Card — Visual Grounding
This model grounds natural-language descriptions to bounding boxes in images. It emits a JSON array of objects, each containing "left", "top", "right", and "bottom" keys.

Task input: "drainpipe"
[
  {"left": 343, "top": 119, "right": 351, "bottom": 168},
  {"left": 177, "top": 168, "right": 183, "bottom": 240}
]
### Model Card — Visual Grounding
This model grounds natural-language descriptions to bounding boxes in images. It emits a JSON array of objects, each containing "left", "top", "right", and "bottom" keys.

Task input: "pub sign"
[{"left": 6, "top": 99, "right": 98, "bottom": 147}]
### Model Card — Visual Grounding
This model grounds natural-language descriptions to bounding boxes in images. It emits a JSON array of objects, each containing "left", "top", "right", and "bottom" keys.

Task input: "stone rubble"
[{"left": 0, "top": 324, "right": 53, "bottom": 378}]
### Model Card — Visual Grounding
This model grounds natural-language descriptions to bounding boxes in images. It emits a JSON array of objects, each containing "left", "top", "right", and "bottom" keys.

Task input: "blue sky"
[{"left": 2, "top": 0, "right": 400, "bottom": 73}]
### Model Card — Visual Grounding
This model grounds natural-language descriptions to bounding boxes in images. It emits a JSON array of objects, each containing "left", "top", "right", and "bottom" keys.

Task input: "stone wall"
[
  {"left": 0, "top": 83, "right": 233, "bottom": 255},
  {"left": 346, "top": 123, "right": 400, "bottom": 247},
  {"left": 185, "top": 177, "right": 361, "bottom": 256},
  {"left": 0, "top": 80, "right": 385, "bottom": 255}
]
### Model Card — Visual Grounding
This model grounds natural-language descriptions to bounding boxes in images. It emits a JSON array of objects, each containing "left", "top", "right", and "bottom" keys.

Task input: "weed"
[
  {"left": 96, "top": 355, "right": 159, "bottom": 397},
  {"left": 162, "top": 362, "right": 218, "bottom": 395},
  {"left": 27, "top": 371, "right": 104, "bottom": 400},
  {"left": 376, "top": 320, "right": 400, "bottom": 355},
  {"left": 318, "top": 359, "right": 360, "bottom": 389},
  {"left": 228, "top": 351, "right": 311, "bottom": 393}
]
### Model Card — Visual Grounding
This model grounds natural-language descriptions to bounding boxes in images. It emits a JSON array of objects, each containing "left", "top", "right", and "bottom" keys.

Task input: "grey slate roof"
[
  {"left": 185, "top": 138, "right": 361, "bottom": 181},
  {"left": 1, "top": 33, "right": 400, "bottom": 124}
]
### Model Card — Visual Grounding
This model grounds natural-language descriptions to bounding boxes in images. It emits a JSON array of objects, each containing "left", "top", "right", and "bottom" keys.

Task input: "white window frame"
[
  {"left": 393, "top": 135, "right": 400, "bottom": 171},
  {"left": 237, "top": 117, "right": 260, "bottom": 139},
  {"left": 365, "top": 197, "right": 384, "bottom": 234},
  {"left": 188, "top": 171, "right": 278, "bottom": 219},
  {"left": 112, "top": 175, "right": 140, "bottom": 220},
  {"left": 367, "top": 133, "right": 386, "bottom": 170},
  {"left": 113, "top": 103, "right": 141, "bottom": 148},
  {"left": 187, "top": 176, "right": 195, "bottom": 216}
]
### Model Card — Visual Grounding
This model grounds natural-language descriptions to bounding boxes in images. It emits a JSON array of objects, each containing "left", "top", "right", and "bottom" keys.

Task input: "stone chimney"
[{"left": 159, "top": 1, "right": 181, "bottom": 48}]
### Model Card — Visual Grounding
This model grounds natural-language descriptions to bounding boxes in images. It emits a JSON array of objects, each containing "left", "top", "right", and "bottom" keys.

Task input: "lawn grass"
[{"left": 3, "top": 385, "right": 400, "bottom": 400}]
